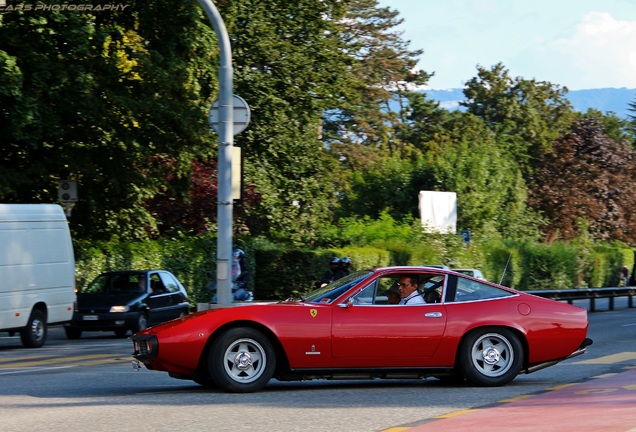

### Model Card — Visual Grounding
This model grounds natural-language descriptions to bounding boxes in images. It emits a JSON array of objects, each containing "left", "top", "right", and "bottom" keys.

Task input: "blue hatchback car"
[{"left": 64, "top": 270, "right": 190, "bottom": 339}]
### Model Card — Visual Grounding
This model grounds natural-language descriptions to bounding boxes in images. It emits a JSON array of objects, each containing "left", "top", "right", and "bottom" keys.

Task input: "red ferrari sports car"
[{"left": 131, "top": 266, "right": 592, "bottom": 393}]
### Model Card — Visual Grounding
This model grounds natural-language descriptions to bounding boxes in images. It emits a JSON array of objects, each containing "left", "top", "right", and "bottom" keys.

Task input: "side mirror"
[{"left": 338, "top": 298, "right": 354, "bottom": 308}]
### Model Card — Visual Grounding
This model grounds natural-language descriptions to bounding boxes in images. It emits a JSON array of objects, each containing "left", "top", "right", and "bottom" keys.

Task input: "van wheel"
[
  {"left": 20, "top": 309, "right": 47, "bottom": 348},
  {"left": 64, "top": 327, "right": 82, "bottom": 339}
]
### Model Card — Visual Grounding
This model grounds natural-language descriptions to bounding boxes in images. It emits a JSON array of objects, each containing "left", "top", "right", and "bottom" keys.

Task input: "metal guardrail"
[{"left": 530, "top": 287, "right": 636, "bottom": 312}]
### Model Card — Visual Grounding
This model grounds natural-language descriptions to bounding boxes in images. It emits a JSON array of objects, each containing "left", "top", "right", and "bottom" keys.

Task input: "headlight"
[{"left": 110, "top": 305, "right": 130, "bottom": 313}]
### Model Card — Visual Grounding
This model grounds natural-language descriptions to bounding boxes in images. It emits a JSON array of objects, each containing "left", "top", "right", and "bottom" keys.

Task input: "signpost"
[{"left": 196, "top": 0, "right": 250, "bottom": 306}]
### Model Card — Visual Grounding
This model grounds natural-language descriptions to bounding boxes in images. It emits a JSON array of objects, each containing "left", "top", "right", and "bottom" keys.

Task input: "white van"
[{"left": 0, "top": 204, "right": 75, "bottom": 347}]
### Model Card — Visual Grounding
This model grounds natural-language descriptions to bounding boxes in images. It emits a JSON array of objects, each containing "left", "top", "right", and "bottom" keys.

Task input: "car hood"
[{"left": 137, "top": 301, "right": 323, "bottom": 335}]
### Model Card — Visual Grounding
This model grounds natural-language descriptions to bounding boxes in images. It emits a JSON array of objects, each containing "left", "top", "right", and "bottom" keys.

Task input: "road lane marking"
[
  {"left": 573, "top": 352, "right": 636, "bottom": 364},
  {"left": 498, "top": 395, "right": 534, "bottom": 402},
  {"left": 434, "top": 409, "right": 479, "bottom": 418},
  {"left": 0, "top": 353, "right": 123, "bottom": 368},
  {"left": 0, "top": 366, "right": 74, "bottom": 375}
]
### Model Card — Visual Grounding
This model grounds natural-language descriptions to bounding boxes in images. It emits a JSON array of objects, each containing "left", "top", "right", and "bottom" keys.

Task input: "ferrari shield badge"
[{"left": 310, "top": 309, "right": 318, "bottom": 318}]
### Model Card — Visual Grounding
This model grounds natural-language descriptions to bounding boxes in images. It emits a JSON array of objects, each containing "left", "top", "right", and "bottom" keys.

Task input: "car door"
[
  {"left": 158, "top": 271, "right": 187, "bottom": 320},
  {"left": 330, "top": 274, "right": 447, "bottom": 366},
  {"left": 145, "top": 272, "right": 173, "bottom": 325}
]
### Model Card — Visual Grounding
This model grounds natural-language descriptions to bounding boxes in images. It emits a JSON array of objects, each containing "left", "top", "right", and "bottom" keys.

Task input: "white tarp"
[{"left": 418, "top": 191, "right": 457, "bottom": 234}]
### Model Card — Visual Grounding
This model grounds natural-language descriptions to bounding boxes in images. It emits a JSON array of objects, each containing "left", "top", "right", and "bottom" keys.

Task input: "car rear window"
[{"left": 450, "top": 277, "right": 514, "bottom": 302}]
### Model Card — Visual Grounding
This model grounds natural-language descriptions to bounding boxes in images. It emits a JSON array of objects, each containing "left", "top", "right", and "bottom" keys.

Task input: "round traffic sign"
[{"left": 209, "top": 94, "right": 251, "bottom": 136}]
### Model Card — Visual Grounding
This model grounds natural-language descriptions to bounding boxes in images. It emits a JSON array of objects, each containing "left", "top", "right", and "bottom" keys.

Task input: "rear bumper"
[
  {"left": 131, "top": 334, "right": 159, "bottom": 360},
  {"left": 523, "top": 338, "right": 593, "bottom": 374}
]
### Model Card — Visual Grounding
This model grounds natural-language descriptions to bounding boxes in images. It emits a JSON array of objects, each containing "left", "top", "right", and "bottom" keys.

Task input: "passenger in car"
[
  {"left": 396, "top": 276, "right": 426, "bottom": 305},
  {"left": 385, "top": 283, "right": 401, "bottom": 304}
]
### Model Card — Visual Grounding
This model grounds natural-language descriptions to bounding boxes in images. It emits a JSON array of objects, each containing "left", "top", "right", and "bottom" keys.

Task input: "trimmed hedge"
[{"left": 73, "top": 235, "right": 634, "bottom": 304}]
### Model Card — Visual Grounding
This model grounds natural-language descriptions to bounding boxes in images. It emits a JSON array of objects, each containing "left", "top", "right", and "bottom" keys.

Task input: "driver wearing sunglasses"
[{"left": 396, "top": 276, "right": 426, "bottom": 305}]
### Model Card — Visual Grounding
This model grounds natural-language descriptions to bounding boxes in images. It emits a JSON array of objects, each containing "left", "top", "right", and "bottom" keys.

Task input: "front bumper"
[{"left": 67, "top": 311, "right": 139, "bottom": 331}]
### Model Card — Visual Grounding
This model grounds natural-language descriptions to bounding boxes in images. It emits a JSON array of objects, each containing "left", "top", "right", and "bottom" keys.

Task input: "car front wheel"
[
  {"left": 208, "top": 327, "right": 276, "bottom": 393},
  {"left": 458, "top": 327, "right": 523, "bottom": 386},
  {"left": 64, "top": 326, "right": 82, "bottom": 339},
  {"left": 133, "top": 313, "right": 148, "bottom": 334}
]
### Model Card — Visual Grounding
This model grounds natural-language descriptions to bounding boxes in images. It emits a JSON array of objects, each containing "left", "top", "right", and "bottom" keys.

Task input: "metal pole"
[{"left": 196, "top": 0, "right": 233, "bottom": 305}]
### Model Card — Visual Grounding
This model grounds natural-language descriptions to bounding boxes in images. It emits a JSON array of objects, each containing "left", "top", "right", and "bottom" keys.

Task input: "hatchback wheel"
[
  {"left": 64, "top": 326, "right": 82, "bottom": 340},
  {"left": 133, "top": 313, "right": 148, "bottom": 334}
]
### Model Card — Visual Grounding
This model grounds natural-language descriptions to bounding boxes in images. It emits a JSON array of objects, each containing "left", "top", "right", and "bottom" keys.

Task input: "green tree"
[
  {"left": 462, "top": 63, "right": 575, "bottom": 178},
  {"left": 0, "top": 2, "right": 217, "bottom": 240},
  {"left": 214, "top": 0, "right": 354, "bottom": 244},
  {"left": 321, "top": 0, "right": 431, "bottom": 150},
  {"left": 626, "top": 94, "right": 636, "bottom": 140}
]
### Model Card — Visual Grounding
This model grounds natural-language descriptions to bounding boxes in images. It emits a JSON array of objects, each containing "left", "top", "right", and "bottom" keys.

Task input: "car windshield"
[
  {"left": 83, "top": 273, "right": 146, "bottom": 294},
  {"left": 303, "top": 270, "right": 374, "bottom": 304}
]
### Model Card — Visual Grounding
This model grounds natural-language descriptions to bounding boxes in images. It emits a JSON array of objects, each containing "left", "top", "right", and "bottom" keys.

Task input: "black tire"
[
  {"left": 193, "top": 377, "right": 217, "bottom": 388},
  {"left": 20, "top": 309, "right": 47, "bottom": 348},
  {"left": 133, "top": 313, "right": 148, "bottom": 334},
  {"left": 458, "top": 327, "right": 523, "bottom": 386},
  {"left": 208, "top": 327, "right": 276, "bottom": 393},
  {"left": 64, "top": 326, "right": 82, "bottom": 339},
  {"left": 114, "top": 329, "right": 128, "bottom": 338},
  {"left": 435, "top": 372, "right": 465, "bottom": 385}
]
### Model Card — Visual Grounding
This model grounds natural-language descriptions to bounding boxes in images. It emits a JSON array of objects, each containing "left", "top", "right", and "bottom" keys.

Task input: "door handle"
[{"left": 425, "top": 312, "right": 443, "bottom": 318}]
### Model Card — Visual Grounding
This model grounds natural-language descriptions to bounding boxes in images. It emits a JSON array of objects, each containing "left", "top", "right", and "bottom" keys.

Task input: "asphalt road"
[{"left": 0, "top": 304, "right": 634, "bottom": 432}]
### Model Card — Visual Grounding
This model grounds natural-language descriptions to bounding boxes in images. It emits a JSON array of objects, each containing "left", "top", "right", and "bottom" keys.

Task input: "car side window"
[
  {"left": 452, "top": 277, "right": 514, "bottom": 302},
  {"left": 418, "top": 274, "right": 445, "bottom": 303},
  {"left": 352, "top": 280, "right": 378, "bottom": 304},
  {"left": 159, "top": 272, "right": 180, "bottom": 293},
  {"left": 149, "top": 273, "right": 166, "bottom": 294},
  {"left": 352, "top": 276, "right": 404, "bottom": 305}
]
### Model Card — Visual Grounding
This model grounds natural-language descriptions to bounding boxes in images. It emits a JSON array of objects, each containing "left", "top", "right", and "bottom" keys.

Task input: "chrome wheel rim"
[
  {"left": 31, "top": 318, "right": 44, "bottom": 341},
  {"left": 470, "top": 333, "right": 514, "bottom": 377},
  {"left": 223, "top": 338, "right": 267, "bottom": 384}
]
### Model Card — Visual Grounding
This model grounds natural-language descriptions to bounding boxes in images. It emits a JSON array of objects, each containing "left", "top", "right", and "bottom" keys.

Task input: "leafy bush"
[{"left": 73, "top": 231, "right": 633, "bottom": 305}]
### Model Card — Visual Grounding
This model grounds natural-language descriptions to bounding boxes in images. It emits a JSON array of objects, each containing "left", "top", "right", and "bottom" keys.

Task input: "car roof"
[{"left": 100, "top": 270, "right": 165, "bottom": 275}]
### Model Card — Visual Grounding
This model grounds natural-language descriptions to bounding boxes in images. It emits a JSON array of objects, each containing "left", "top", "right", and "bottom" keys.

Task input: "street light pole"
[{"left": 196, "top": 0, "right": 233, "bottom": 305}]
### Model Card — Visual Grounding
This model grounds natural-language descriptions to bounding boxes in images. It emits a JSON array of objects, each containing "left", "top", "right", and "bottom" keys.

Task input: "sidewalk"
[{"left": 391, "top": 367, "right": 636, "bottom": 432}]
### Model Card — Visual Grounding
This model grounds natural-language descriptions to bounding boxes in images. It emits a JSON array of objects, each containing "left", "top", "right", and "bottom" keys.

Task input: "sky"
[{"left": 377, "top": 0, "right": 636, "bottom": 90}]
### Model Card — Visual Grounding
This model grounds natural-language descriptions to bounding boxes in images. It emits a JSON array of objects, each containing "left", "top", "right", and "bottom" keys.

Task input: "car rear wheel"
[
  {"left": 208, "top": 327, "right": 276, "bottom": 393},
  {"left": 20, "top": 309, "right": 47, "bottom": 348},
  {"left": 458, "top": 327, "right": 523, "bottom": 386}
]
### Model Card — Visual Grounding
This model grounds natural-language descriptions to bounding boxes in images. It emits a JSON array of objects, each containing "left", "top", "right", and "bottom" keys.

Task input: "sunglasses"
[{"left": 396, "top": 282, "right": 411, "bottom": 287}]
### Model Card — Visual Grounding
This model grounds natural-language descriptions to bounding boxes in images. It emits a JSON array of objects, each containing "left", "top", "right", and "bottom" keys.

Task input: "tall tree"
[
  {"left": 321, "top": 0, "right": 431, "bottom": 150},
  {"left": 624, "top": 96, "right": 636, "bottom": 143},
  {"left": 0, "top": 1, "right": 217, "bottom": 240},
  {"left": 462, "top": 63, "right": 575, "bottom": 178},
  {"left": 529, "top": 117, "right": 636, "bottom": 243},
  {"left": 213, "top": 0, "right": 352, "bottom": 244}
]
